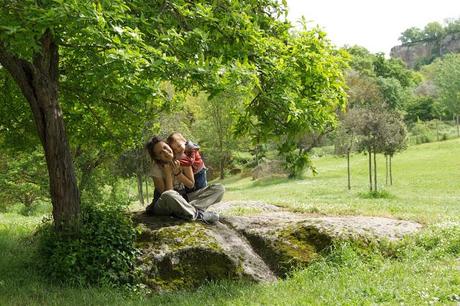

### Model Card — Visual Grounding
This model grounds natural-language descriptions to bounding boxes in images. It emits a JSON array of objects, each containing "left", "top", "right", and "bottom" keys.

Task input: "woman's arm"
[{"left": 173, "top": 161, "right": 195, "bottom": 189}]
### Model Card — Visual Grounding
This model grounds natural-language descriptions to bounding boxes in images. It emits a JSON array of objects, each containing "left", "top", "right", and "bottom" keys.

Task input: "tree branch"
[{"left": 0, "top": 40, "right": 47, "bottom": 143}]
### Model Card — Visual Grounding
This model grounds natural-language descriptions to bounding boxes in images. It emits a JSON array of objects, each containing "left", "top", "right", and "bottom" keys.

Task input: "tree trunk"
[
  {"left": 127, "top": 177, "right": 132, "bottom": 199},
  {"left": 0, "top": 31, "right": 80, "bottom": 228},
  {"left": 219, "top": 156, "right": 225, "bottom": 180},
  {"left": 137, "top": 173, "right": 144, "bottom": 205},
  {"left": 373, "top": 149, "right": 377, "bottom": 192},
  {"left": 347, "top": 150, "right": 351, "bottom": 190},
  {"left": 435, "top": 119, "right": 440, "bottom": 141},
  {"left": 390, "top": 155, "right": 393, "bottom": 186},
  {"left": 368, "top": 148, "right": 373, "bottom": 192},
  {"left": 145, "top": 177, "right": 149, "bottom": 203},
  {"left": 457, "top": 114, "right": 459, "bottom": 137},
  {"left": 385, "top": 154, "right": 389, "bottom": 185}
]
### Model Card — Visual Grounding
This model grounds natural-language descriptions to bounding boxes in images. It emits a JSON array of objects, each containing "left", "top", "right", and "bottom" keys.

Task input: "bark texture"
[{"left": 0, "top": 30, "right": 80, "bottom": 227}]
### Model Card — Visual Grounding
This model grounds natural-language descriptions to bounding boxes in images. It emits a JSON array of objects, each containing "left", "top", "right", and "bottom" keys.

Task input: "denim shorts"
[{"left": 186, "top": 168, "right": 207, "bottom": 193}]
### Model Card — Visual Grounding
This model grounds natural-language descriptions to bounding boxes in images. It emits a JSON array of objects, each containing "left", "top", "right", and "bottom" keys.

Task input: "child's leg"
[{"left": 194, "top": 168, "right": 208, "bottom": 190}]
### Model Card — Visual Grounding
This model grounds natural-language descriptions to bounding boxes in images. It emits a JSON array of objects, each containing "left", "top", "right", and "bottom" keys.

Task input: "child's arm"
[{"left": 172, "top": 160, "right": 194, "bottom": 189}]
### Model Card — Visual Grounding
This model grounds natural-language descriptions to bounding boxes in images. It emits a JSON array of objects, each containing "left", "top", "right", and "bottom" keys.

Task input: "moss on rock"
[
  {"left": 136, "top": 221, "right": 241, "bottom": 291},
  {"left": 243, "top": 224, "right": 332, "bottom": 277}
]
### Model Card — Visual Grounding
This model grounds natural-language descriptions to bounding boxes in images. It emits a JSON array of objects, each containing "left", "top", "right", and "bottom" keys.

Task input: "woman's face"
[{"left": 153, "top": 141, "right": 174, "bottom": 162}]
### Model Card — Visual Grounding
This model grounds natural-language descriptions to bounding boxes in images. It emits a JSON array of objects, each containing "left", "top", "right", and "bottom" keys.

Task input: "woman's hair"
[
  {"left": 145, "top": 136, "right": 162, "bottom": 161},
  {"left": 166, "top": 132, "right": 186, "bottom": 145}
]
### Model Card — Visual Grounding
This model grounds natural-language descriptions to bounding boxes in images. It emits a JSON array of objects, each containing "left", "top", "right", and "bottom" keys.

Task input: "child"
[{"left": 167, "top": 132, "right": 207, "bottom": 192}]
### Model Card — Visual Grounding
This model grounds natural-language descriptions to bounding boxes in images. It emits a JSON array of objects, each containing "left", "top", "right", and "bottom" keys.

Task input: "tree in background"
[
  {"left": 399, "top": 19, "right": 459, "bottom": 44},
  {"left": 334, "top": 113, "right": 358, "bottom": 190},
  {"left": 445, "top": 18, "right": 460, "bottom": 34},
  {"left": 237, "top": 27, "right": 349, "bottom": 178},
  {"left": 0, "top": 148, "right": 49, "bottom": 214},
  {"left": 339, "top": 48, "right": 412, "bottom": 191},
  {"left": 423, "top": 22, "right": 445, "bottom": 41},
  {"left": 399, "top": 27, "right": 425, "bottom": 44},
  {"left": 431, "top": 54, "right": 460, "bottom": 136},
  {"left": 191, "top": 90, "right": 247, "bottom": 179},
  {"left": 381, "top": 113, "right": 407, "bottom": 186}
]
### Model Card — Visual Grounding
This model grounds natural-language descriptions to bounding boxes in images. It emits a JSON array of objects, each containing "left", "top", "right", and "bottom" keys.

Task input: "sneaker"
[{"left": 197, "top": 211, "right": 219, "bottom": 224}]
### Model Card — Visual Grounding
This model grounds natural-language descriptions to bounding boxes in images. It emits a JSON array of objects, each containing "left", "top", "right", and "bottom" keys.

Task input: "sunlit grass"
[
  {"left": 1, "top": 138, "right": 459, "bottom": 305},
  {"left": 222, "top": 138, "right": 460, "bottom": 224}
]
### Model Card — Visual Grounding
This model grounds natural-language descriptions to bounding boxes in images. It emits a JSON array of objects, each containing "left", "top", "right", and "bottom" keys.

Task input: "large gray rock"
[{"left": 133, "top": 201, "right": 422, "bottom": 291}]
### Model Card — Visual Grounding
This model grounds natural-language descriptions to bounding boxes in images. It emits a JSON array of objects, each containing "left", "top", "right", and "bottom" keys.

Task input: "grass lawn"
[
  {"left": 223, "top": 137, "right": 460, "bottom": 224},
  {"left": 0, "top": 138, "right": 459, "bottom": 305}
]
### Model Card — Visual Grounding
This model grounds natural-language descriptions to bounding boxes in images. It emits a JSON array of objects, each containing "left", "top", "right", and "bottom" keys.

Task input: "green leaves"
[
  {"left": 37, "top": 199, "right": 138, "bottom": 286},
  {"left": 431, "top": 54, "right": 460, "bottom": 116}
]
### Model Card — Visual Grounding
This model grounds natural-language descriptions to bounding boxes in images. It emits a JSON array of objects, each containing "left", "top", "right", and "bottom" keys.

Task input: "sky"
[{"left": 286, "top": 0, "right": 460, "bottom": 55}]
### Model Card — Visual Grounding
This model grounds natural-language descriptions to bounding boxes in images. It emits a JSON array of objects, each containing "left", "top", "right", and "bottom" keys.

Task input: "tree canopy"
[
  {"left": 0, "top": 0, "right": 349, "bottom": 226},
  {"left": 399, "top": 19, "right": 460, "bottom": 44}
]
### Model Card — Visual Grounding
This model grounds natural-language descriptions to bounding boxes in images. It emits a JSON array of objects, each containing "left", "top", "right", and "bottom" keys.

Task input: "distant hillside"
[{"left": 390, "top": 32, "right": 460, "bottom": 69}]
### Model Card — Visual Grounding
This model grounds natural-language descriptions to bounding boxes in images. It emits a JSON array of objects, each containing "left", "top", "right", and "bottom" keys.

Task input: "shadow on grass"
[
  {"left": 357, "top": 190, "right": 396, "bottom": 199},
  {"left": 225, "top": 176, "right": 290, "bottom": 191}
]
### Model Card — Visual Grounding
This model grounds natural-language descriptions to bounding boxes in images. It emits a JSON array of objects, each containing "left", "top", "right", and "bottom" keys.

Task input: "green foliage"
[
  {"left": 345, "top": 105, "right": 407, "bottom": 156},
  {"left": 0, "top": 71, "right": 39, "bottom": 150},
  {"left": 405, "top": 96, "right": 440, "bottom": 122},
  {"left": 282, "top": 149, "right": 314, "bottom": 178},
  {"left": 431, "top": 54, "right": 460, "bottom": 117},
  {"left": 423, "top": 22, "right": 445, "bottom": 41},
  {"left": 407, "top": 119, "right": 456, "bottom": 144},
  {"left": 399, "top": 19, "right": 460, "bottom": 44},
  {"left": 411, "top": 121, "right": 435, "bottom": 144},
  {"left": 37, "top": 199, "right": 138, "bottom": 286},
  {"left": 235, "top": 26, "right": 349, "bottom": 174},
  {"left": 345, "top": 47, "right": 418, "bottom": 132},
  {"left": 399, "top": 27, "right": 425, "bottom": 44},
  {"left": 372, "top": 53, "right": 416, "bottom": 88},
  {"left": 1, "top": 0, "right": 348, "bottom": 214},
  {"left": 0, "top": 148, "right": 49, "bottom": 214},
  {"left": 396, "top": 225, "right": 460, "bottom": 259},
  {"left": 189, "top": 90, "right": 249, "bottom": 179},
  {"left": 357, "top": 190, "right": 395, "bottom": 199},
  {"left": 445, "top": 18, "right": 460, "bottom": 34},
  {"left": 376, "top": 76, "right": 408, "bottom": 110}
]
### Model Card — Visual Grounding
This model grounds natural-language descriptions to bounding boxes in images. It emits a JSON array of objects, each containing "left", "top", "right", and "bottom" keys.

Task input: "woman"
[{"left": 145, "top": 136, "right": 224, "bottom": 223}]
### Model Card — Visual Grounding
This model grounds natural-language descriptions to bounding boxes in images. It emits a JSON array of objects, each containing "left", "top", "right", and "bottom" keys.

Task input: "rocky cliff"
[{"left": 390, "top": 32, "right": 460, "bottom": 69}]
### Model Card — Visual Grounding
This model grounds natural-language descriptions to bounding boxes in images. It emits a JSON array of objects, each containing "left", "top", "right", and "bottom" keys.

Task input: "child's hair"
[
  {"left": 166, "top": 132, "right": 186, "bottom": 145},
  {"left": 145, "top": 136, "right": 162, "bottom": 161}
]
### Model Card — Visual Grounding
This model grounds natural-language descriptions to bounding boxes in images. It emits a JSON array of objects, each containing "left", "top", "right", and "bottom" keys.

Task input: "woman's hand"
[
  {"left": 171, "top": 160, "right": 182, "bottom": 176},
  {"left": 176, "top": 165, "right": 195, "bottom": 189}
]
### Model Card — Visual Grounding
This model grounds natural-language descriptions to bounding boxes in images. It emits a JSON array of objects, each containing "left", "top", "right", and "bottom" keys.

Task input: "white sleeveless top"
[{"left": 149, "top": 162, "right": 184, "bottom": 191}]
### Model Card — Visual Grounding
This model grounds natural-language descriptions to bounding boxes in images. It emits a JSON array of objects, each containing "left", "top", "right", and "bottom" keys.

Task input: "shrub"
[
  {"left": 37, "top": 199, "right": 139, "bottom": 287},
  {"left": 410, "top": 121, "right": 434, "bottom": 144}
]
